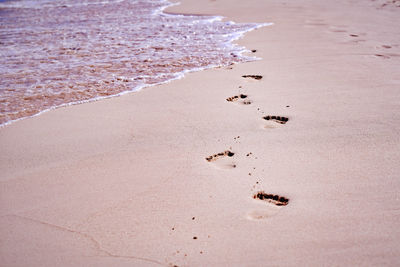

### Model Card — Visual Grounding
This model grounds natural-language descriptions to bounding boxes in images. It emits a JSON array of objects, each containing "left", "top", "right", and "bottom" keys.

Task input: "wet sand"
[{"left": 1, "top": 0, "right": 400, "bottom": 266}]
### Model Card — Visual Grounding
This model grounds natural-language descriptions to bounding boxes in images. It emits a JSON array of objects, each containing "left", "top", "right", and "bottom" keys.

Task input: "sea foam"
[{"left": 0, "top": 0, "right": 271, "bottom": 126}]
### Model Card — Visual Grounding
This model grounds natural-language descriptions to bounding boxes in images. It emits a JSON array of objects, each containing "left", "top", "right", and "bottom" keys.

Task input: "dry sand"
[{"left": 1, "top": 0, "right": 400, "bottom": 266}]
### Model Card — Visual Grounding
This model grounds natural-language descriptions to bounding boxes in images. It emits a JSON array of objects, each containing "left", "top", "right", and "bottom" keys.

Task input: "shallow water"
[{"left": 0, "top": 0, "right": 268, "bottom": 126}]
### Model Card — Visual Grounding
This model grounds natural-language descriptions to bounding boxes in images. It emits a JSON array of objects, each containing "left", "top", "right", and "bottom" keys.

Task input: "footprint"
[
  {"left": 253, "top": 191, "right": 289, "bottom": 206},
  {"left": 348, "top": 32, "right": 367, "bottom": 38},
  {"left": 247, "top": 191, "right": 289, "bottom": 220},
  {"left": 378, "top": 0, "right": 400, "bottom": 8},
  {"left": 329, "top": 27, "right": 347, "bottom": 33},
  {"left": 226, "top": 94, "right": 247, "bottom": 102},
  {"left": 226, "top": 94, "right": 252, "bottom": 105},
  {"left": 242, "top": 75, "right": 263, "bottom": 80},
  {"left": 343, "top": 33, "right": 367, "bottom": 44},
  {"left": 247, "top": 191, "right": 289, "bottom": 221},
  {"left": 304, "top": 19, "right": 327, "bottom": 28},
  {"left": 247, "top": 208, "right": 281, "bottom": 220},
  {"left": 205, "top": 150, "right": 236, "bottom": 169},
  {"left": 205, "top": 150, "right": 234, "bottom": 162},
  {"left": 330, "top": 29, "right": 347, "bottom": 33},
  {"left": 375, "top": 53, "right": 400, "bottom": 59},
  {"left": 374, "top": 54, "right": 391, "bottom": 59},
  {"left": 263, "top": 115, "right": 289, "bottom": 124}
]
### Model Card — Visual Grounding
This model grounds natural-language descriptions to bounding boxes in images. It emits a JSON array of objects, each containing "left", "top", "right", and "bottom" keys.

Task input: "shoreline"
[
  {"left": 0, "top": 0, "right": 267, "bottom": 128},
  {"left": 1, "top": 0, "right": 400, "bottom": 266}
]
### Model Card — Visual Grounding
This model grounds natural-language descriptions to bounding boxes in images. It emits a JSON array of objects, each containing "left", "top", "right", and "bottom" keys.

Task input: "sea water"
[{"left": 0, "top": 0, "right": 269, "bottom": 126}]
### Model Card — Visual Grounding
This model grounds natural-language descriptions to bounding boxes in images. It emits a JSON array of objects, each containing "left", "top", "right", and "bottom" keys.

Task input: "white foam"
[{"left": 0, "top": 0, "right": 272, "bottom": 127}]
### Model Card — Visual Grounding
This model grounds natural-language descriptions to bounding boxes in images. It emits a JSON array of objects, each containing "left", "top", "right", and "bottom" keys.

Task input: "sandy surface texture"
[{"left": 1, "top": 0, "right": 400, "bottom": 266}]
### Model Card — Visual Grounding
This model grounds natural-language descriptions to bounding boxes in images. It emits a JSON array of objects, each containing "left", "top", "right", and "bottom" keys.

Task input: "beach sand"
[{"left": 1, "top": 0, "right": 400, "bottom": 266}]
